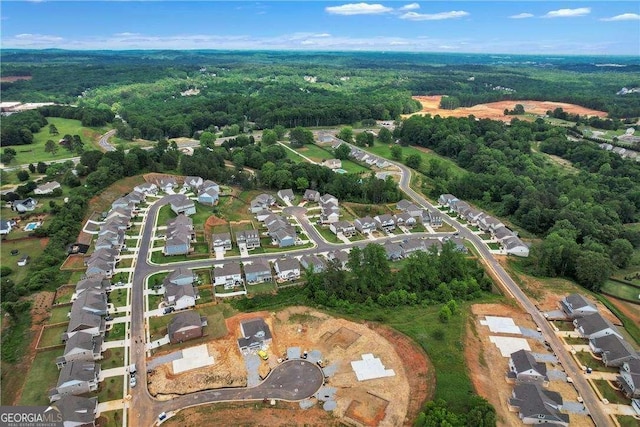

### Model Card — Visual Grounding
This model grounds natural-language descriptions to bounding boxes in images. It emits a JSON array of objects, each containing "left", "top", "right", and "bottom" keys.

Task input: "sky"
[{"left": 1, "top": 1, "right": 639, "bottom": 55}]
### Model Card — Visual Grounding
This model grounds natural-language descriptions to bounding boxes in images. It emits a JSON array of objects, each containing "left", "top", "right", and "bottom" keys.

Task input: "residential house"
[
  {"left": 400, "top": 238, "right": 426, "bottom": 257},
  {"left": 464, "top": 207, "right": 485, "bottom": 224},
  {"left": 250, "top": 194, "right": 276, "bottom": 213},
  {"left": 374, "top": 214, "right": 396, "bottom": 232},
  {"left": 271, "top": 227, "right": 296, "bottom": 247},
  {"left": 170, "top": 195, "right": 196, "bottom": 216},
  {"left": 330, "top": 220, "right": 355, "bottom": 237},
  {"left": 85, "top": 260, "right": 114, "bottom": 278},
  {"left": 508, "top": 383, "right": 569, "bottom": 427},
  {"left": 354, "top": 216, "right": 376, "bottom": 234},
  {"left": 123, "top": 191, "right": 145, "bottom": 205},
  {"left": 300, "top": 255, "right": 326, "bottom": 273},
  {"left": 478, "top": 215, "right": 504, "bottom": 233},
  {"left": 50, "top": 395, "right": 98, "bottom": 427},
  {"left": 274, "top": 258, "right": 301, "bottom": 281},
  {"left": 394, "top": 212, "right": 416, "bottom": 228},
  {"left": 494, "top": 226, "right": 515, "bottom": 241},
  {"left": 502, "top": 236, "right": 530, "bottom": 257},
  {"left": 573, "top": 313, "right": 623, "bottom": 340},
  {"left": 450, "top": 237, "right": 468, "bottom": 253},
  {"left": 163, "top": 233, "right": 191, "bottom": 256},
  {"left": 72, "top": 290, "right": 108, "bottom": 316},
  {"left": 75, "top": 275, "right": 110, "bottom": 295},
  {"left": 560, "top": 293, "right": 598, "bottom": 319},
  {"left": 404, "top": 203, "right": 423, "bottom": 218},
  {"left": 167, "top": 214, "right": 193, "bottom": 230},
  {"left": 396, "top": 199, "right": 412, "bottom": 211},
  {"left": 56, "top": 332, "right": 103, "bottom": 368},
  {"left": 197, "top": 188, "right": 219, "bottom": 206},
  {"left": 322, "top": 159, "right": 342, "bottom": 169},
  {"left": 438, "top": 194, "right": 458, "bottom": 208},
  {"left": 327, "top": 249, "right": 349, "bottom": 269},
  {"left": 201, "top": 180, "right": 220, "bottom": 193},
  {"left": 84, "top": 248, "right": 118, "bottom": 268},
  {"left": 34, "top": 180, "right": 61, "bottom": 195},
  {"left": 320, "top": 202, "right": 340, "bottom": 224},
  {"left": 424, "top": 239, "right": 443, "bottom": 254},
  {"left": 0, "top": 219, "right": 13, "bottom": 235},
  {"left": 507, "top": 349, "right": 549, "bottom": 386},
  {"left": 255, "top": 209, "right": 272, "bottom": 222},
  {"left": 63, "top": 309, "right": 105, "bottom": 341},
  {"left": 618, "top": 359, "right": 640, "bottom": 398},
  {"left": 168, "top": 311, "right": 206, "bottom": 344},
  {"left": 423, "top": 209, "right": 443, "bottom": 228},
  {"left": 163, "top": 279, "right": 197, "bottom": 310},
  {"left": 590, "top": 335, "right": 639, "bottom": 367},
  {"left": 211, "top": 232, "right": 232, "bottom": 252},
  {"left": 376, "top": 159, "right": 390, "bottom": 168},
  {"left": 49, "top": 362, "right": 101, "bottom": 402},
  {"left": 237, "top": 318, "right": 272, "bottom": 352},
  {"left": 319, "top": 193, "right": 338, "bottom": 206},
  {"left": 12, "top": 198, "right": 38, "bottom": 213},
  {"left": 236, "top": 229, "right": 261, "bottom": 250},
  {"left": 155, "top": 176, "right": 178, "bottom": 193},
  {"left": 183, "top": 176, "right": 204, "bottom": 190},
  {"left": 277, "top": 189, "right": 295, "bottom": 203},
  {"left": 303, "top": 189, "right": 320, "bottom": 202},
  {"left": 167, "top": 268, "right": 195, "bottom": 286},
  {"left": 133, "top": 182, "right": 158, "bottom": 195},
  {"left": 383, "top": 241, "right": 403, "bottom": 260},
  {"left": 213, "top": 262, "right": 243, "bottom": 289},
  {"left": 244, "top": 261, "right": 273, "bottom": 284},
  {"left": 365, "top": 156, "right": 378, "bottom": 166},
  {"left": 453, "top": 201, "right": 471, "bottom": 217}
]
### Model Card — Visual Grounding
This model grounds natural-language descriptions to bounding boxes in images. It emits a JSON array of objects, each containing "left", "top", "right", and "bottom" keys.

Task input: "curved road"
[{"left": 125, "top": 142, "right": 610, "bottom": 426}]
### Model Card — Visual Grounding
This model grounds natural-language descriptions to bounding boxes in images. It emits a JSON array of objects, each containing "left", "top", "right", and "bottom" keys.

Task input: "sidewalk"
[{"left": 97, "top": 399, "right": 125, "bottom": 414}]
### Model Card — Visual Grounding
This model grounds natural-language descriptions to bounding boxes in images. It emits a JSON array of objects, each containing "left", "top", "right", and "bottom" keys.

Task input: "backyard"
[
  {"left": 591, "top": 379, "right": 631, "bottom": 405},
  {"left": 19, "top": 348, "right": 64, "bottom": 405},
  {"left": 38, "top": 324, "right": 67, "bottom": 348},
  {"left": 96, "top": 376, "right": 124, "bottom": 402},
  {"left": 601, "top": 280, "right": 640, "bottom": 303}
]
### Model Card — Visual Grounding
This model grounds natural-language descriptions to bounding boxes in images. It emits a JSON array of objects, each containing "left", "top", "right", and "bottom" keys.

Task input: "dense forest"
[{"left": 395, "top": 115, "right": 640, "bottom": 290}]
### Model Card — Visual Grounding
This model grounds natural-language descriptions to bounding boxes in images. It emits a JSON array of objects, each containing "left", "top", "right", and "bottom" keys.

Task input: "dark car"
[{"left": 10, "top": 249, "right": 19, "bottom": 256}]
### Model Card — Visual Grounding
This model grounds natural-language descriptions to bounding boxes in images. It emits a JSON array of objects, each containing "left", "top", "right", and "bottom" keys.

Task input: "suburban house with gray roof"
[
  {"left": 590, "top": 334, "right": 639, "bottom": 367},
  {"left": 327, "top": 249, "right": 349, "bottom": 269},
  {"left": 197, "top": 187, "right": 219, "bottom": 206},
  {"left": 438, "top": 194, "right": 459, "bottom": 208},
  {"left": 0, "top": 219, "right": 13, "bottom": 235},
  {"left": 508, "top": 383, "right": 569, "bottom": 426},
  {"left": 134, "top": 182, "right": 158, "bottom": 195},
  {"left": 300, "top": 255, "right": 326, "bottom": 273},
  {"left": 320, "top": 193, "right": 338, "bottom": 206},
  {"left": 502, "top": 236, "right": 530, "bottom": 257},
  {"left": 56, "top": 332, "right": 103, "bottom": 368},
  {"left": 50, "top": 395, "right": 98, "bottom": 427},
  {"left": 163, "top": 278, "right": 197, "bottom": 310},
  {"left": 330, "top": 220, "right": 355, "bottom": 237},
  {"left": 211, "top": 232, "right": 232, "bottom": 252},
  {"left": 167, "top": 214, "right": 193, "bottom": 230},
  {"left": 507, "top": 349, "right": 549, "bottom": 386},
  {"left": 561, "top": 293, "right": 598, "bottom": 319},
  {"left": 168, "top": 311, "right": 206, "bottom": 344},
  {"left": 236, "top": 229, "right": 261, "bottom": 250},
  {"left": 400, "top": 238, "right": 427, "bottom": 257},
  {"left": 170, "top": 195, "right": 196, "bottom": 216},
  {"left": 396, "top": 199, "right": 412, "bottom": 211},
  {"left": 244, "top": 261, "right": 273, "bottom": 284},
  {"left": 12, "top": 197, "right": 38, "bottom": 213},
  {"left": 183, "top": 176, "right": 204, "bottom": 190},
  {"left": 277, "top": 188, "right": 295, "bottom": 203},
  {"left": 63, "top": 310, "right": 105, "bottom": 342},
  {"left": 213, "top": 262, "right": 243, "bottom": 289},
  {"left": 274, "top": 258, "right": 301, "bottom": 281},
  {"left": 394, "top": 212, "right": 416, "bottom": 228},
  {"left": 303, "top": 189, "right": 320, "bottom": 202},
  {"left": 383, "top": 241, "right": 403, "bottom": 260},
  {"left": 618, "top": 359, "right": 640, "bottom": 398},
  {"left": 75, "top": 275, "right": 110, "bottom": 294},
  {"left": 250, "top": 194, "right": 276, "bottom": 213},
  {"left": 167, "top": 268, "right": 196, "bottom": 286},
  {"left": 320, "top": 202, "right": 340, "bottom": 224},
  {"left": 422, "top": 209, "right": 443, "bottom": 228},
  {"left": 374, "top": 214, "right": 396, "bottom": 232},
  {"left": 237, "top": 318, "right": 272, "bottom": 353},
  {"left": 34, "top": 180, "right": 61, "bottom": 195},
  {"left": 72, "top": 290, "right": 108, "bottom": 316},
  {"left": 49, "top": 362, "right": 101, "bottom": 402},
  {"left": 573, "top": 313, "right": 622, "bottom": 340},
  {"left": 354, "top": 216, "right": 376, "bottom": 234}
]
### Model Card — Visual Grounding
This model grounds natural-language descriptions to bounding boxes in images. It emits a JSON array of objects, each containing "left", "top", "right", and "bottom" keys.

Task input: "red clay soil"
[
  {"left": 0, "top": 76, "right": 32, "bottom": 82},
  {"left": 407, "top": 95, "right": 607, "bottom": 122}
]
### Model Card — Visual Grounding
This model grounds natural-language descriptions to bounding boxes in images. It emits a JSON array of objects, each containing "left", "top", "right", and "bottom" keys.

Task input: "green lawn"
[
  {"left": 366, "top": 141, "right": 466, "bottom": 178},
  {"left": 97, "top": 410, "right": 125, "bottom": 427},
  {"left": 0, "top": 237, "right": 46, "bottom": 285},
  {"left": 340, "top": 159, "right": 370, "bottom": 174},
  {"left": 39, "top": 324, "right": 67, "bottom": 348},
  {"left": 148, "top": 294, "right": 164, "bottom": 310},
  {"left": 192, "top": 202, "right": 215, "bottom": 226},
  {"left": 109, "top": 289, "right": 128, "bottom": 308},
  {"left": 617, "top": 415, "right": 640, "bottom": 427},
  {"left": 48, "top": 306, "right": 71, "bottom": 324},
  {"left": 293, "top": 143, "right": 334, "bottom": 162},
  {"left": 96, "top": 375, "right": 124, "bottom": 402},
  {"left": 101, "top": 347, "right": 125, "bottom": 369},
  {"left": 487, "top": 242, "right": 501, "bottom": 250},
  {"left": 19, "top": 348, "right": 64, "bottom": 405},
  {"left": 316, "top": 225, "right": 340, "bottom": 243},
  {"left": 601, "top": 280, "right": 640, "bottom": 302},
  {"left": 156, "top": 205, "right": 176, "bottom": 226},
  {"left": 564, "top": 336, "right": 589, "bottom": 345},
  {"left": 117, "top": 258, "right": 133, "bottom": 268},
  {"left": 105, "top": 323, "right": 126, "bottom": 341},
  {"left": 553, "top": 321, "right": 575, "bottom": 331},
  {"left": 150, "top": 250, "right": 209, "bottom": 264},
  {"left": 10, "top": 117, "right": 108, "bottom": 165},
  {"left": 197, "top": 287, "right": 213, "bottom": 304},
  {"left": 247, "top": 282, "right": 277, "bottom": 295},
  {"left": 574, "top": 351, "right": 618, "bottom": 373},
  {"left": 592, "top": 379, "right": 631, "bottom": 405},
  {"left": 148, "top": 272, "right": 169, "bottom": 288}
]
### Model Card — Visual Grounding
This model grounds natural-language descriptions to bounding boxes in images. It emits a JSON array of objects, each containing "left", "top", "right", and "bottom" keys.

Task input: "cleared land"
[
  {"left": 154, "top": 306, "right": 428, "bottom": 426},
  {"left": 406, "top": 95, "right": 607, "bottom": 122}
]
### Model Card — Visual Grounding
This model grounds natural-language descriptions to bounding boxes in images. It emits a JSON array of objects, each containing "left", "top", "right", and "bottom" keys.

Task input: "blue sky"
[{"left": 1, "top": 1, "right": 639, "bottom": 55}]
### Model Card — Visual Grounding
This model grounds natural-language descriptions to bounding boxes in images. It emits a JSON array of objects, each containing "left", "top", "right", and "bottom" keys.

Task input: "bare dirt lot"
[
  {"left": 0, "top": 76, "right": 32, "bottom": 83},
  {"left": 156, "top": 306, "right": 430, "bottom": 426},
  {"left": 465, "top": 303, "right": 594, "bottom": 427},
  {"left": 406, "top": 95, "right": 607, "bottom": 122}
]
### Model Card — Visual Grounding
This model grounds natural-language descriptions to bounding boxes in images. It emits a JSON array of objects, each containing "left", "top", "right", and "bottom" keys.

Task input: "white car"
[{"left": 130, "top": 375, "right": 137, "bottom": 387}]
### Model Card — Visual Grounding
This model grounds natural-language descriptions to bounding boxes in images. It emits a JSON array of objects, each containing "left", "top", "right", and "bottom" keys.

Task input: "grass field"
[
  {"left": 105, "top": 323, "right": 126, "bottom": 341},
  {"left": 38, "top": 324, "right": 67, "bottom": 348},
  {"left": 102, "top": 347, "right": 125, "bottom": 369},
  {"left": 9, "top": 117, "right": 108, "bottom": 165},
  {"left": 246, "top": 282, "right": 277, "bottom": 295},
  {"left": 19, "top": 348, "right": 64, "bottom": 405},
  {"left": 109, "top": 288, "right": 129, "bottom": 308},
  {"left": 87, "top": 175, "right": 146, "bottom": 218},
  {"left": 592, "top": 379, "right": 630, "bottom": 405},
  {"left": 96, "top": 375, "right": 124, "bottom": 402},
  {"left": 293, "top": 143, "right": 334, "bottom": 162},
  {"left": 574, "top": 351, "right": 618, "bottom": 373},
  {"left": 601, "top": 280, "right": 640, "bottom": 302},
  {"left": 48, "top": 306, "right": 71, "bottom": 324},
  {"left": 156, "top": 205, "right": 176, "bottom": 226},
  {"left": 617, "top": 415, "right": 640, "bottom": 427},
  {"left": 366, "top": 141, "right": 467, "bottom": 178},
  {"left": 0, "top": 237, "right": 47, "bottom": 285},
  {"left": 97, "top": 410, "right": 125, "bottom": 427}
]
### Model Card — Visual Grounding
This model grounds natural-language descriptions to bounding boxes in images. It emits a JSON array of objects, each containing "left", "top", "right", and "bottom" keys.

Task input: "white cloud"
[
  {"left": 113, "top": 32, "right": 141, "bottom": 37},
  {"left": 509, "top": 13, "right": 534, "bottom": 19},
  {"left": 14, "top": 33, "right": 63, "bottom": 42},
  {"left": 600, "top": 13, "right": 640, "bottom": 22},
  {"left": 400, "top": 3, "right": 420, "bottom": 11},
  {"left": 325, "top": 3, "right": 393, "bottom": 16},
  {"left": 400, "top": 11, "right": 469, "bottom": 21},
  {"left": 543, "top": 7, "right": 591, "bottom": 18}
]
